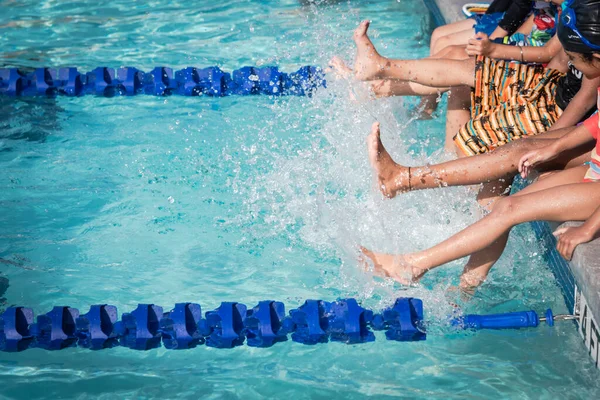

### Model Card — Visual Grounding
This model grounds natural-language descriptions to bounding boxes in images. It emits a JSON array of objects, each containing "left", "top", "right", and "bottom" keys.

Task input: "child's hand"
[
  {"left": 554, "top": 225, "right": 595, "bottom": 261},
  {"left": 466, "top": 33, "right": 494, "bottom": 57},
  {"left": 518, "top": 146, "right": 556, "bottom": 178}
]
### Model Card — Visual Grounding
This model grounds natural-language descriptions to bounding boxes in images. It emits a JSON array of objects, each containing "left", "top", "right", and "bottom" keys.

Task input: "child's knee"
[
  {"left": 491, "top": 196, "right": 517, "bottom": 217},
  {"left": 430, "top": 26, "right": 444, "bottom": 47},
  {"left": 432, "top": 35, "right": 451, "bottom": 54},
  {"left": 444, "top": 45, "right": 468, "bottom": 60}
]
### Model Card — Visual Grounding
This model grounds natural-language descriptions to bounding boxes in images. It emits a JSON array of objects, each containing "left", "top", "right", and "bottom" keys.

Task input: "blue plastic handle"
[{"left": 455, "top": 310, "right": 540, "bottom": 330}]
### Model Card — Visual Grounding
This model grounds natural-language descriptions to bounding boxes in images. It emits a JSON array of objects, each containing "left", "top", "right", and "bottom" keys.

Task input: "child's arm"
[
  {"left": 518, "top": 118, "right": 597, "bottom": 177},
  {"left": 554, "top": 205, "right": 600, "bottom": 260},
  {"left": 466, "top": 34, "right": 561, "bottom": 63}
]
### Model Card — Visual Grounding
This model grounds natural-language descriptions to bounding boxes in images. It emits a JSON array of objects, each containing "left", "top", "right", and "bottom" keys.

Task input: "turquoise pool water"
[{"left": 1, "top": 0, "right": 599, "bottom": 398}]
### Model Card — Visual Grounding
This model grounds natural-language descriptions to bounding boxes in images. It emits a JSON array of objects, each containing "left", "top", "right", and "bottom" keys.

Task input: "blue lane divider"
[
  {"left": 0, "top": 66, "right": 326, "bottom": 97},
  {"left": 0, "top": 298, "right": 424, "bottom": 352}
]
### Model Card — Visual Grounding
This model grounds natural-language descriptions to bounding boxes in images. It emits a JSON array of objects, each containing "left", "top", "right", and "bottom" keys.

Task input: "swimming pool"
[{"left": 1, "top": 0, "right": 599, "bottom": 398}]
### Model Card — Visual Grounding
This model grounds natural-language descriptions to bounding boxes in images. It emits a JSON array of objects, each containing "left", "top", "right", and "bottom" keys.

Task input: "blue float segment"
[
  {"left": 58, "top": 68, "right": 85, "bottom": 96},
  {"left": 454, "top": 310, "right": 540, "bottom": 330},
  {"left": 175, "top": 67, "right": 203, "bottom": 96},
  {"left": 255, "top": 67, "right": 284, "bottom": 95},
  {"left": 117, "top": 304, "right": 163, "bottom": 350},
  {"left": 197, "top": 67, "right": 231, "bottom": 96},
  {"left": 174, "top": 67, "right": 232, "bottom": 97},
  {"left": 0, "top": 307, "right": 35, "bottom": 352},
  {"left": 244, "top": 301, "right": 289, "bottom": 347},
  {"left": 290, "top": 300, "right": 329, "bottom": 345},
  {"left": 0, "top": 69, "right": 8, "bottom": 93},
  {"left": 76, "top": 305, "right": 119, "bottom": 350},
  {"left": 230, "top": 66, "right": 259, "bottom": 95},
  {"left": 327, "top": 298, "right": 375, "bottom": 344},
  {"left": 0, "top": 68, "right": 30, "bottom": 96},
  {"left": 377, "top": 298, "right": 426, "bottom": 342},
  {"left": 31, "top": 306, "right": 80, "bottom": 350},
  {"left": 204, "top": 302, "right": 247, "bottom": 348},
  {"left": 85, "top": 67, "right": 120, "bottom": 96},
  {"left": 284, "top": 66, "right": 325, "bottom": 96},
  {"left": 161, "top": 303, "right": 204, "bottom": 349},
  {"left": 117, "top": 67, "right": 144, "bottom": 96},
  {"left": 145, "top": 67, "right": 178, "bottom": 96},
  {"left": 31, "top": 68, "right": 60, "bottom": 96}
]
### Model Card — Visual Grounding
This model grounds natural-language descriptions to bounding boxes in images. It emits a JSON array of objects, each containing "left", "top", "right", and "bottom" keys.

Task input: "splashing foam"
[
  {"left": 237, "top": 97, "right": 477, "bottom": 316},
  {"left": 227, "top": 10, "right": 483, "bottom": 324}
]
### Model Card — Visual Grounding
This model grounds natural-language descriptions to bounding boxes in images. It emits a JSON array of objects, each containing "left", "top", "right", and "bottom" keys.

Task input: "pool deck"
[{"left": 429, "top": 0, "right": 600, "bottom": 367}]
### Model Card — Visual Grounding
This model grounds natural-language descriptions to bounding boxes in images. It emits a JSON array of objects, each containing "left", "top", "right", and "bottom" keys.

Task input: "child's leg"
[
  {"left": 363, "top": 166, "right": 595, "bottom": 284},
  {"left": 376, "top": 45, "right": 467, "bottom": 98},
  {"left": 353, "top": 21, "right": 476, "bottom": 85},
  {"left": 329, "top": 44, "right": 469, "bottom": 99},
  {"left": 459, "top": 231, "right": 510, "bottom": 289},
  {"left": 457, "top": 174, "right": 515, "bottom": 291},
  {"left": 431, "top": 28, "right": 477, "bottom": 55},
  {"left": 366, "top": 122, "right": 591, "bottom": 198},
  {"left": 459, "top": 166, "right": 584, "bottom": 290},
  {"left": 328, "top": 57, "right": 449, "bottom": 97},
  {"left": 430, "top": 19, "right": 476, "bottom": 51},
  {"left": 371, "top": 80, "right": 449, "bottom": 97},
  {"left": 418, "top": 45, "right": 471, "bottom": 118},
  {"left": 444, "top": 85, "right": 472, "bottom": 153}
]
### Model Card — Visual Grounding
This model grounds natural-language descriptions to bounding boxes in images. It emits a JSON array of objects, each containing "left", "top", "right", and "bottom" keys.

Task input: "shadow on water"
[
  {"left": 0, "top": 95, "right": 63, "bottom": 148},
  {"left": 0, "top": 274, "right": 8, "bottom": 307},
  {"left": 1, "top": 46, "right": 63, "bottom": 146}
]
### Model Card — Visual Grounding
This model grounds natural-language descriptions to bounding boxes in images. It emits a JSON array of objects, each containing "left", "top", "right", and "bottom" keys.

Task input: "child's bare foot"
[
  {"left": 328, "top": 56, "right": 353, "bottom": 78},
  {"left": 360, "top": 246, "right": 427, "bottom": 285},
  {"left": 459, "top": 270, "right": 486, "bottom": 293},
  {"left": 445, "top": 285, "right": 475, "bottom": 305},
  {"left": 353, "top": 20, "right": 388, "bottom": 81},
  {"left": 367, "top": 122, "right": 410, "bottom": 198},
  {"left": 328, "top": 57, "right": 391, "bottom": 101}
]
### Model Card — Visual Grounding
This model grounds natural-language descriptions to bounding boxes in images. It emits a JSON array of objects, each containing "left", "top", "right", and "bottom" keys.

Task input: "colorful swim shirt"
[{"left": 582, "top": 112, "right": 600, "bottom": 182}]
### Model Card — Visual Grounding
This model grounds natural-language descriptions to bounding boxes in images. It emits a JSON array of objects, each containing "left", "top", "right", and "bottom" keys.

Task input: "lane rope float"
[
  {"left": 0, "top": 66, "right": 326, "bottom": 97},
  {"left": 0, "top": 298, "right": 425, "bottom": 351},
  {"left": 0, "top": 297, "right": 577, "bottom": 352}
]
